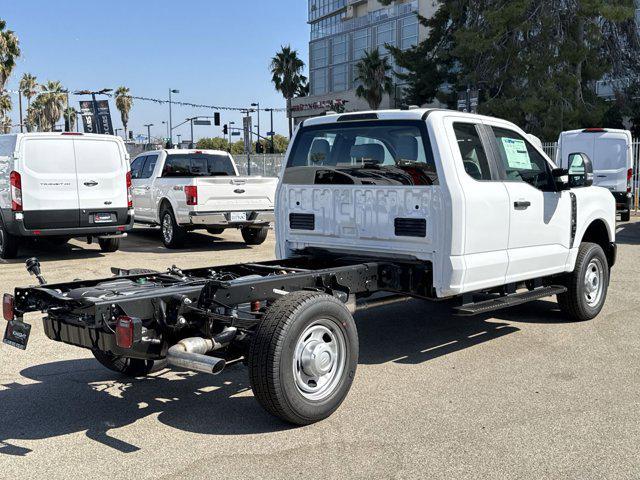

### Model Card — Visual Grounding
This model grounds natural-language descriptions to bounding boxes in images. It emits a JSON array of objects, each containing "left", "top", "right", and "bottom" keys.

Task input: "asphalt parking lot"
[{"left": 0, "top": 221, "right": 639, "bottom": 480}]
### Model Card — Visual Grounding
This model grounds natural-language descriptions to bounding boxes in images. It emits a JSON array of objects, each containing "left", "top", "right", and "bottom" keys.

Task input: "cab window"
[
  {"left": 452, "top": 123, "right": 492, "bottom": 181},
  {"left": 130, "top": 156, "right": 146, "bottom": 179},
  {"left": 491, "top": 127, "right": 554, "bottom": 190},
  {"left": 140, "top": 155, "right": 158, "bottom": 179}
]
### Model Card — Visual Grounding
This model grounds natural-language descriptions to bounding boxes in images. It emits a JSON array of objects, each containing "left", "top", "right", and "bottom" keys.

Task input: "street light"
[
  {"left": 162, "top": 121, "right": 168, "bottom": 139},
  {"left": 144, "top": 123, "right": 154, "bottom": 146},
  {"left": 177, "top": 134, "right": 182, "bottom": 148},
  {"left": 264, "top": 108, "right": 275, "bottom": 153},
  {"left": 228, "top": 121, "right": 235, "bottom": 150},
  {"left": 168, "top": 88, "right": 180, "bottom": 146},
  {"left": 73, "top": 88, "right": 113, "bottom": 134},
  {"left": 251, "top": 102, "right": 261, "bottom": 152}
]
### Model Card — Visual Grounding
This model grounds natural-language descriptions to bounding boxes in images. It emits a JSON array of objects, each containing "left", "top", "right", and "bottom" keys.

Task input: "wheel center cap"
[{"left": 301, "top": 342, "right": 334, "bottom": 377}]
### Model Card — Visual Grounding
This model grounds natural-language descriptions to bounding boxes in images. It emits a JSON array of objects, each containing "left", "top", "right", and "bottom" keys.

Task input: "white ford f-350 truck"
[
  {"left": 130, "top": 149, "right": 277, "bottom": 248},
  {"left": 3, "top": 109, "right": 616, "bottom": 425}
]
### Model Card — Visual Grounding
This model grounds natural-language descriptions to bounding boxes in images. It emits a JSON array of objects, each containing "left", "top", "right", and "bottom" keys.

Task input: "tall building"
[{"left": 291, "top": 0, "right": 438, "bottom": 123}]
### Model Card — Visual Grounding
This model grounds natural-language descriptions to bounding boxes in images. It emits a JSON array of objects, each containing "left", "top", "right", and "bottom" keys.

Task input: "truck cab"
[{"left": 276, "top": 109, "right": 616, "bottom": 298}]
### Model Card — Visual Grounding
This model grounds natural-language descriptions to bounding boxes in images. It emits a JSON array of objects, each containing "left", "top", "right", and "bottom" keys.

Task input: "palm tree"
[
  {"left": 64, "top": 106, "right": 77, "bottom": 132},
  {"left": 0, "top": 20, "right": 20, "bottom": 90},
  {"left": 270, "top": 46, "right": 306, "bottom": 137},
  {"left": 115, "top": 86, "right": 133, "bottom": 136},
  {"left": 354, "top": 49, "right": 394, "bottom": 110},
  {"left": 39, "top": 81, "right": 66, "bottom": 131},
  {"left": 19, "top": 73, "right": 38, "bottom": 108},
  {"left": 0, "top": 91, "right": 11, "bottom": 117},
  {"left": 1, "top": 115, "right": 11, "bottom": 133},
  {"left": 26, "top": 98, "right": 44, "bottom": 132}
]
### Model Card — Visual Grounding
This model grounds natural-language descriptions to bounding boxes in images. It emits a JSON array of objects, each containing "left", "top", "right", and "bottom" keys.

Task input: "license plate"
[
  {"left": 3, "top": 320, "right": 31, "bottom": 350},
  {"left": 230, "top": 212, "right": 247, "bottom": 222},
  {"left": 94, "top": 213, "right": 113, "bottom": 223}
]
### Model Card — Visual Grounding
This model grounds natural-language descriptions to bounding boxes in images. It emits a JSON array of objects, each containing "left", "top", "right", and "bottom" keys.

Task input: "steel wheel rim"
[
  {"left": 162, "top": 214, "right": 173, "bottom": 243},
  {"left": 584, "top": 258, "right": 604, "bottom": 307},
  {"left": 293, "top": 320, "right": 346, "bottom": 401},
  {"left": 0, "top": 228, "right": 4, "bottom": 253}
]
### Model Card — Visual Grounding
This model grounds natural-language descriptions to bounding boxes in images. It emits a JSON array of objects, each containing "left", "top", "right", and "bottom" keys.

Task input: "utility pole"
[
  {"left": 18, "top": 91, "right": 23, "bottom": 133},
  {"left": 190, "top": 117, "right": 194, "bottom": 148},
  {"left": 169, "top": 88, "right": 179, "bottom": 146},
  {"left": 265, "top": 108, "right": 275, "bottom": 153},
  {"left": 144, "top": 123, "right": 154, "bottom": 146},
  {"left": 251, "top": 102, "right": 260, "bottom": 152}
]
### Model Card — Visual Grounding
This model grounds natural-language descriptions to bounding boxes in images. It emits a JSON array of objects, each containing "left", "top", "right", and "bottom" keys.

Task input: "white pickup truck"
[
  {"left": 5, "top": 109, "right": 616, "bottom": 426},
  {"left": 130, "top": 149, "right": 277, "bottom": 247}
]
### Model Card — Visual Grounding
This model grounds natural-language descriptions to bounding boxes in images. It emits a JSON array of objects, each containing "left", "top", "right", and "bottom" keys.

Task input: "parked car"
[
  {"left": 129, "top": 149, "right": 277, "bottom": 248},
  {"left": 5, "top": 109, "right": 616, "bottom": 426},
  {"left": 0, "top": 132, "right": 133, "bottom": 259},
  {"left": 556, "top": 128, "right": 633, "bottom": 221}
]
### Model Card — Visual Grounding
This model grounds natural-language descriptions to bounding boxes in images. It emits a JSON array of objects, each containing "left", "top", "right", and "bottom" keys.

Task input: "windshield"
[
  {"left": 162, "top": 153, "right": 236, "bottom": 177},
  {"left": 284, "top": 120, "right": 437, "bottom": 186}
]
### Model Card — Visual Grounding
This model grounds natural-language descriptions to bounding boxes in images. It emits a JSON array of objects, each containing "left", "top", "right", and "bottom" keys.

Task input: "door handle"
[
  {"left": 84, "top": 181, "right": 98, "bottom": 187},
  {"left": 144, "top": 186, "right": 151, "bottom": 190},
  {"left": 514, "top": 200, "right": 531, "bottom": 210}
]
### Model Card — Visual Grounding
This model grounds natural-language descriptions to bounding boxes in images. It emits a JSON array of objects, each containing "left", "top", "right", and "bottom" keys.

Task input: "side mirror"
[{"left": 567, "top": 152, "right": 594, "bottom": 188}]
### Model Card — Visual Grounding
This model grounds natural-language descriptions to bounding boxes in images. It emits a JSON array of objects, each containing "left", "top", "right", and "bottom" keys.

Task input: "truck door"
[
  {"left": 447, "top": 119, "right": 510, "bottom": 292},
  {"left": 131, "top": 154, "right": 159, "bottom": 221},
  {"left": 487, "top": 125, "right": 571, "bottom": 282}
]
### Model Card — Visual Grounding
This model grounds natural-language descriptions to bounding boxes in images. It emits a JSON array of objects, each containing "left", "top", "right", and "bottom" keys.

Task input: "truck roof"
[{"left": 140, "top": 149, "right": 232, "bottom": 156}]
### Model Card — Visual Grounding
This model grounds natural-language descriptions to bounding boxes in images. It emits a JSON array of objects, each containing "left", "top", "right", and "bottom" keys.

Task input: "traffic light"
[
  {"left": 256, "top": 141, "right": 264, "bottom": 154},
  {"left": 222, "top": 124, "right": 228, "bottom": 135},
  {"left": 214, "top": 112, "right": 220, "bottom": 126}
]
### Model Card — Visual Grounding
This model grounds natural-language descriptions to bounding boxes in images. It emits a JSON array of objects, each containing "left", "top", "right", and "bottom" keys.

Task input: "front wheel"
[
  {"left": 248, "top": 291, "right": 359, "bottom": 425},
  {"left": 241, "top": 226, "right": 268, "bottom": 245},
  {"left": 557, "top": 242, "right": 609, "bottom": 321},
  {"left": 92, "top": 350, "right": 155, "bottom": 377}
]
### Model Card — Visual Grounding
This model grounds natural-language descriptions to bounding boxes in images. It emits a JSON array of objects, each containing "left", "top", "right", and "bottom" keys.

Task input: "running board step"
[{"left": 454, "top": 285, "right": 567, "bottom": 316}]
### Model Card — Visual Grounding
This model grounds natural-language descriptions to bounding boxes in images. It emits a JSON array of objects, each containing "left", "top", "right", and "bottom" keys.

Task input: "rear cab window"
[
  {"left": 283, "top": 120, "right": 437, "bottom": 185},
  {"left": 162, "top": 153, "right": 236, "bottom": 178}
]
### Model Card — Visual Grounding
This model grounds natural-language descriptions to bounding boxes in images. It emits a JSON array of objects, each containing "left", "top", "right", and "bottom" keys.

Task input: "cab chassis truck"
[{"left": 3, "top": 110, "right": 616, "bottom": 425}]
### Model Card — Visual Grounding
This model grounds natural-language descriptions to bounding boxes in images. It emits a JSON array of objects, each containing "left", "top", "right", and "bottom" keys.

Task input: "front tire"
[
  {"left": 92, "top": 350, "right": 155, "bottom": 377},
  {"left": 248, "top": 291, "right": 358, "bottom": 425},
  {"left": 0, "top": 223, "right": 19, "bottom": 259},
  {"left": 98, "top": 237, "right": 120, "bottom": 252},
  {"left": 160, "top": 206, "right": 186, "bottom": 249},
  {"left": 241, "top": 226, "right": 268, "bottom": 245},
  {"left": 558, "top": 242, "right": 609, "bottom": 321}
]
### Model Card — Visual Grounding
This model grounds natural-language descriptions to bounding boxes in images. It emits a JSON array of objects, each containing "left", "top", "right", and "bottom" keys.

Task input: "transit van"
[
  {"left": 556, "top": 128, "right": 633, "bottom": 221},
  {"left": 0, "top": 132, "right": 133, "bottom": 258}
]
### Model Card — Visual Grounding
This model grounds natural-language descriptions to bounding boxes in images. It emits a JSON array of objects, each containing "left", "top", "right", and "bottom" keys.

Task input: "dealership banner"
[{"left": 79, "top": 100, "right": 114, "bottom": 135}]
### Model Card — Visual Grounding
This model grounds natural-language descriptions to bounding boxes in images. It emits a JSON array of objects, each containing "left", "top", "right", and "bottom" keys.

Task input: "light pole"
[
  {"left": 168, "top": 88, "right": 179, "bottom": 146},
  {"left": 228, "top": 121, "right": 235, "bottom": 151},
  {"left": 265, "top": 108, "right": 275, "bottom": 153},
  {"left": 162, "top": 121, "right": 169, "bottom": 140},
  {"left": 177, "top": 134, "right": 182, "bottom": 148},
  {"left": 115, "top": 128, "right": 122, "bottom": 138},
  {"left": 251, "top": 102, "right": 260, "bottom": 152},
  {"left": 144, "top": 123, "right": 154, "bottom": 146}
]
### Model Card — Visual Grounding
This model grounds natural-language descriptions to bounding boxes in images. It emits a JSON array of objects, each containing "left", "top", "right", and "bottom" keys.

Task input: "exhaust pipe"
[{"left": 166, "top": 328, "right": 237, "bottom": 375}]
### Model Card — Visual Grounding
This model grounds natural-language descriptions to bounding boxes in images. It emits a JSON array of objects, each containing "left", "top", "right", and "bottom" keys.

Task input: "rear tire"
[
  {"left": 207, "top": 228, "right": 225, "bottom": 235},
  {"left": 241, "top": 226, "right": 268, "bottom": 245},
  {"left": 0, "top": 223, "right": 19, "bottom": 259},
  {"left": 92, "top": 350, "right": 155, "bottom": 377},
  {"left": 557, "top": 242, "right": 609, "bottom": 321},
  {"left": 98, "top": 237, "right": 120, "bottom": 252},
  {"left": 248, "top": 291, "right": 358, "bottom": 425},
  {"left": 160, "top": 206, "right": 186, "bottom": 249},
  {"left": 620, "top": 210, "right": 631, "bottom": 222}
]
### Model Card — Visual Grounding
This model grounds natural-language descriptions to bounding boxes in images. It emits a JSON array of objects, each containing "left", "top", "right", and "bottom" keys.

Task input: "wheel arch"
[
  {"left": 578, "top": 218, "right": 616, "bottom": 268},
  {"left": 157, "top": 197, "right": 174, "bottom": 223}
]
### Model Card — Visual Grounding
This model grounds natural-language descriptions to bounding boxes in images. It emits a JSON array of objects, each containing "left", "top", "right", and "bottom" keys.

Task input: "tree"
[
  {"left": 0, "top": 19, "right": 20, "bottom": 90},
  {"left": 64, "top": 106, "right": 77, "bottom": 132},
  {"left": 354, "top": 48, "right": 394, "bottom": 110},
  {"left": 19, "top": 73, "right": 38, "bottom": 108},
  {"left": 196, "top": 137, "right": 230, "bottom": 151},
  {"left": 230, "top": 140, "right": 245, "bottom": 155},
  {"left": 26, "top": 97, "right": 44, "bottom": 132},
  {"left": 0, "top": 91, "right": 11, "bottom": 118},
  {"left": 39, "top": 81, "right": 66, "bottom": 131},
  {"left": 115, "top": 86, "right": 133, "bottom": 136},
  {"left": 270, "top": 46, "right": 306, "bottom": 137},
  {"left": 1, "top": 115, "right": 11, "bottom": 133}
]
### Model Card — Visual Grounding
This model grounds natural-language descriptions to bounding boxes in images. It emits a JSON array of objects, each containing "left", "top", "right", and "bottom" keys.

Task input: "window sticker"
[{"left": 501, "top": 137, "right": 532, "bottom": 169}]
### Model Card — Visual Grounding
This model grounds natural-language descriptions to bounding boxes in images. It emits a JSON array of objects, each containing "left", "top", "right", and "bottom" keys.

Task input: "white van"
[
  {"left": 0, "top": 132, "right": 134, "bottom": 258},
  {"left": 556, "top": 128, "right": 633, "bottom": 221}
]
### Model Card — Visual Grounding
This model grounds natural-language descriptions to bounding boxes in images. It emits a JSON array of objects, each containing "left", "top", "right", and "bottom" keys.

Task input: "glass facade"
[{"left": 308, "top": 1, "right": 420, "bottom": 97}]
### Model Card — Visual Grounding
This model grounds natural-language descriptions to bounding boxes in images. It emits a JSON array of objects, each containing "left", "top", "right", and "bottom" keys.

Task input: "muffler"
[{"left": 166, "top": 328, "right": 237, "bottom": 375}]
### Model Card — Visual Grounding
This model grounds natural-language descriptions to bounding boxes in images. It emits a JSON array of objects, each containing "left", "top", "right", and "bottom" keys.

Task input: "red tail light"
[
  {"left": 582, "top": 128, "right": 606, "bottom": 133},
  {"left": 627, "top": 168, "right": 633, "bottom": 193},
  {"left": 10, "top": 171, "right": 22, "bottom": 212},
  {"left": 126, "top": 171, "right": 133, "bottom": 208},
  {"left": 115, "top": 316, "right": 135, "bottom": 349},
  {"left": 61, "top": 132, "right": 83, "bottom": 136},
  {"left": 185, "top": 186, "right": 198, "bottom": 206},
  {"left": 3, "top": 294, "right": 14, "bottom": 321}
]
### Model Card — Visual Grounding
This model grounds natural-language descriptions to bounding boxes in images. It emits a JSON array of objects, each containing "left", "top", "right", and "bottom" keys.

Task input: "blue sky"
[{"left": 2, "top": 0, "right": 309, "bottom": 141}]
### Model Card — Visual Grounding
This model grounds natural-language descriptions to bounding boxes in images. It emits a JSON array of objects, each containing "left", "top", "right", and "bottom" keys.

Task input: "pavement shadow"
[
  {"left": 616, "top": 218, "right": 640, "bottom": 245},
  {"left": 0, "top": 239, "right": 104, "bottom": 265},
  {"left": 119, "top": 227, "right": 251, "bottom": 254}
]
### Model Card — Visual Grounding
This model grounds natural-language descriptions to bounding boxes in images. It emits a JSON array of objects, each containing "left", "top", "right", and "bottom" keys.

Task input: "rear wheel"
[
  {"left": 557, "top": 242, "right": 609, "bottom": 321},
  {"left": 160, "top": 206, "right": 186, "bottom": 248},
  {"left": 0, "top": 223, "right": 19, "bottom": 259},
  {"left": 248, "top": 291, "right": 358, "bottom": 425},
  {"left": 98, "top": 237, "right": 120, "bottom": 252},
  {"left": 620, "top": 210, "right": 631, "bottom": 222},
  {"left": 92, "top": 350, "right": 155, "bottom": 377},
  {"left": 241, "top": 226, "right": 268, "bottom": 245}
]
